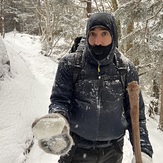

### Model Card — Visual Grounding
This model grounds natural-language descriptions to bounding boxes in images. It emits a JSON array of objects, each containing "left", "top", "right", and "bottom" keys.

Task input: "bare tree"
[
  {"left": 114, "top": 1, "right": 163, "bottom": 121},
  {"left": 111, "top": 0, "right": 118, "bottom": 11},
  {"left": 87, "top": 0, "right": 92, "bottom": 17},
  {"left": 92, "top": 0, "right": 112, "bottom": 12},
  {"left": 32, "top": 0, "right": 87, "bottom": 56},
  {"left": 159, "top": 70, "right": 163, "bottom": 131},
  {"left": 0, "top": 0, "right": 5, "bottom": 38}
]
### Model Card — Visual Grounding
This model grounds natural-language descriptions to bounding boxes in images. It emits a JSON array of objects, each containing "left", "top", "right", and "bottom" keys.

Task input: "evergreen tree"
[{"left": 115, "top": 0, "right": 163, "bottom": 117}]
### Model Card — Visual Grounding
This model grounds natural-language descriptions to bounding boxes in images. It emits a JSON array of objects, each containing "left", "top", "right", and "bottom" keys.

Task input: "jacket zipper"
[
  {"left": 98, "top": 63, "right": 101, "bottom": 79},
  {"left": 96, "top": 62, "right": 101, "bottom": 140}
]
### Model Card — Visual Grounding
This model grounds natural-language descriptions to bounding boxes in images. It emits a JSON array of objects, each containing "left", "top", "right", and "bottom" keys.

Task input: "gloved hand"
[
  {"left": 131, "top": 152, "right": 153, "bottom": 163},
  {"left": 32, "top": 113, "right": 74, "bottom": 155}
]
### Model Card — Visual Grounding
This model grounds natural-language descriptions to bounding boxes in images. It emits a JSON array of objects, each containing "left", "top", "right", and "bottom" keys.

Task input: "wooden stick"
[{"left": 127, "top": 81, "right": 142, "bottom": 163}]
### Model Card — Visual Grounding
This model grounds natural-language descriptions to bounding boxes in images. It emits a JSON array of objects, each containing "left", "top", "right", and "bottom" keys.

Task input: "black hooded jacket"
[{"left": 49, "top": 13, "right": 153, "bottom": 157}]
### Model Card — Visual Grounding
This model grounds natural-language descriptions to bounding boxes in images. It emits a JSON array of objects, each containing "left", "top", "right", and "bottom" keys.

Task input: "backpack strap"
[
  {"left": 73, "top": 51, "right": 83, "bottom": 86},
  {"left": 114, "top": 51, "right": 127, "bottom": 91},
  {"left": 72, "top": 37, "right": 85, "bottom": 86},
  {"left": 73, "top": 50, "right": 127, "bottom": 90}
]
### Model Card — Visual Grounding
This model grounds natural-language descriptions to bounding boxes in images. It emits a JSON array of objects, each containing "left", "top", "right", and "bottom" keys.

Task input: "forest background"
[
  {"left": 1, "top": 0, "right": 162, "bottom": 130},
  {"left": 0, "top": 0, "right": 163, "bottom": 162}
]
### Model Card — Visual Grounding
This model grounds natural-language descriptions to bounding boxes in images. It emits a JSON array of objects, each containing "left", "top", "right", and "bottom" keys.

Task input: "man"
[{"left": 32, "top": 13, "right": 153, "bottom": 163}]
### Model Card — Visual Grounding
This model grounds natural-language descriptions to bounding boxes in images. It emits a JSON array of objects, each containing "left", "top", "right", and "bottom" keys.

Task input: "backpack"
[{"left": 70, "top": 37, "right": 127, "bottom": 90}]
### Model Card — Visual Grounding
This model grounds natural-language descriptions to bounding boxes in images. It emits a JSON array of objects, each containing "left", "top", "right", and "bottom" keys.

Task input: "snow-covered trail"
[
  {"left": 2, "top": 32, "right": 134, "bottom": 163},
  {"left": 2, "top": 31, "right": 162, "bottom": 162},
  {"left": 1, "top": 32, "right": 59, "bottom": 163},
  {"left": 4, "top": 32, "right": 57, "bottom": 88}
]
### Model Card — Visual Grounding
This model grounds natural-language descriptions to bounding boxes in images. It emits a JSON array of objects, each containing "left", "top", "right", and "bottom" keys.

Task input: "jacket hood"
[
  {"left": 86, "top": 12, "right": 118, "bottom": 47},
  {"left": 85, "top": 13, "right": 118, "bottom": 65}
]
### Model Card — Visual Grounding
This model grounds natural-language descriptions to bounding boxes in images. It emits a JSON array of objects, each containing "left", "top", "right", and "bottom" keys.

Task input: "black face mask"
[{"left": 89, "top": 44, "right": 112, "bottom": 60}]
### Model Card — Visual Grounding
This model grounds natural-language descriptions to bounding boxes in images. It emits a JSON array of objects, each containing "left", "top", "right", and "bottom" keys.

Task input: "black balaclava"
[
  {"left": 86, "top": 13, "right": 118, "bottom": 61},
  {"left": 89, "top": 42, "right": 112, "bottom": 60}
]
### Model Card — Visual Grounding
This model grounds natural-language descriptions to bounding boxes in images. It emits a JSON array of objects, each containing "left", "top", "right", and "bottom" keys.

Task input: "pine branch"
[{"left": 144, "top": 5, "right": 163, "bottom": 36}]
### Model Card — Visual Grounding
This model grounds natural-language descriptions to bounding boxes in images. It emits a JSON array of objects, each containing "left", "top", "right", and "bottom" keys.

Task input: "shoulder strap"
[
  {"left": 114, "top": 51, "right": 127, "bottom": 90},
  {"left": 72, "top": 37, "right": 85, "bottom": 86},
  {"left": 73, "top": 51, "right": 83, "bottom": 85}
]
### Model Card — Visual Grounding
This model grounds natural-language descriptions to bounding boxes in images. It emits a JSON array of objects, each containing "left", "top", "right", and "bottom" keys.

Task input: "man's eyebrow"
[
  {"left": 89, "top": 29, "right": 95, "bottom": 32},
  {"left": 90, "top": 28, "right": 108, "bottom": 31}
]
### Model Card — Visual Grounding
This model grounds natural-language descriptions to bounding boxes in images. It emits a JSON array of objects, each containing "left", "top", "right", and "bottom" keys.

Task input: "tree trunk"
[
  {"left": 87, "top": 0, "right": 92, "bottom": 17},
  {"left": 111, "top": 0, "right": 121, "bottom": 40},
  {"left": 111, "top": 0, "right": 118, "bottom": 11},
  {"left": 126, "top": 21, "right": 134, "bottom": 52},
  {"left": 159, "top": 70, "right": 163, "bottom": 131},
  {"left": 0, "top": 0, "right": 5, "bottom": 38},
  {"left": 36, "top": 0, "right": 42, "bottom": 35},
  {"left": 148, "top": 77, "right": 159, "bottom": 117}
]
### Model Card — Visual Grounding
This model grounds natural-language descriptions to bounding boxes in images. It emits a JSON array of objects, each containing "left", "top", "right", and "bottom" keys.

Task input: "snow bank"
[{"left": 0, "top": 36, "right": 10, "bottom": 79}]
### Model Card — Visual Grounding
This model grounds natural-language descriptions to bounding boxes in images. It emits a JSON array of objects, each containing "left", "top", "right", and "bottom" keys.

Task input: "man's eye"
[
  {"left": 102, "top": 32, "right": 108, "bottom": 36},
  {"left": 89, "top": 32, "right": 96, "bottom": 37}
]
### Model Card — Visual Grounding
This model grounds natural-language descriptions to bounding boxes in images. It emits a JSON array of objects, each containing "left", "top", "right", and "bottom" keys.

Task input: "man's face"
[{"left": 88, "top": 27, "right": 112, "bottom": 46}]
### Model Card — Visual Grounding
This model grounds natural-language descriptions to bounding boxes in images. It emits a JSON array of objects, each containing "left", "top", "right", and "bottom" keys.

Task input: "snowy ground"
[{"left": 0, "top": 31, "right": 163, "bottom": 163}]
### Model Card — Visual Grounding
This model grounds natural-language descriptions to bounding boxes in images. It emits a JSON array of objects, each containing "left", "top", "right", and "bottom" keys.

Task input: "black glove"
[{"left": 131, "top": 152, "right": 153, "bottom": 163}]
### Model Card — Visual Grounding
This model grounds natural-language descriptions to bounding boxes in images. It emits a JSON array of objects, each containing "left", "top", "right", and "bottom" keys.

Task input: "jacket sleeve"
[
  {"left": 123, "top": 61, "right": 153, "bottom": 158},
  {"left": 49, "top": 54, "right": 74, "bottom": 120}
]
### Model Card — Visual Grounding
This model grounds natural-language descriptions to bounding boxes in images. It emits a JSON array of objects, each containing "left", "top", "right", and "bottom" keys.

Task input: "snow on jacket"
[{"left": 49, "top": 13, "right": 153, "bottom": 157}]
